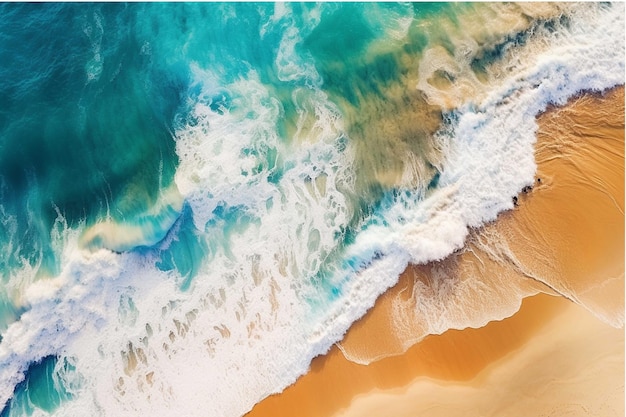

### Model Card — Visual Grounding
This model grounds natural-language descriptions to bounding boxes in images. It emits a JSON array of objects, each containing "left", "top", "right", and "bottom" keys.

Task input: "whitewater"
[{"left": 0, "top": 3, "right": 624, "bottom": 417}]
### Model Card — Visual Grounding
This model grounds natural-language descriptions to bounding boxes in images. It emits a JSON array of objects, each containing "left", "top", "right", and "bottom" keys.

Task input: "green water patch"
[
  {"left": 0, "top": 3, "right": 183, "bottom": 278},
  {"left": 204, "top": 203, "right": 260, "bottom": 262},
  {"left": 294, "top": 3, "right": 477, "bottom": 231},
  {"left": 0, "top": 356, "right": 75, "bottom": 417},
  {"left": 154, "top": 203, "right": 209, "bottom": 291},
  {"left": 0, "top": 294, "right": 23, "bottom": 340},
  {"left": 303, "top": 5, "right": 376, "bottom": 66},
  {"left": 301, "top": 4, "right": 400, "bottom": 106},
  {"left": 151, "top": 202, "right": 258, "bottom": 291}
]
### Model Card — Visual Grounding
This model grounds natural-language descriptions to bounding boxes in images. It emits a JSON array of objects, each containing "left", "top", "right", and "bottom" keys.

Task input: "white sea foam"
[
  {"left": 0, "top": 3, "right": 623, "bottom": 416},
  {"left": 270, "top": 3, "right": 323, "bottom": 86},
  {"left": 362, "top": 3, "right": 413, "bottom": 49},
  {"left": 330, "top": 2, "right": 625, "bottom": 366},
  {"left": 82, "top": 10, "right": 104, "bottom": 84},
  {"left": 337, "top": 2, "right": 625, "bottom": 344}
]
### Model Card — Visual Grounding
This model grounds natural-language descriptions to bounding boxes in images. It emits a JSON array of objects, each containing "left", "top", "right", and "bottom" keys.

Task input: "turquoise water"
[
  {"left": 0, "top": 3, "right": 623, "bottom": 416},
  {"left": 0, "top": 357, "right": 73, "bottom": 417},
  {"left": 0, "top": 3, "right": 179, "bottom": 273}
]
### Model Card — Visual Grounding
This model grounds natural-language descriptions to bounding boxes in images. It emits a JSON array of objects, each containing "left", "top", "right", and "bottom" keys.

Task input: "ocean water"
[{"left": 0, "top": 2, "right": 623, "bottom": 416}]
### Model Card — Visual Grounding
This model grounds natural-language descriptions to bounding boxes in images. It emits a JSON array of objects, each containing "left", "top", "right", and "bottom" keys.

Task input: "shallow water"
[{"left": 0, "top": 3, "right": 623, "bottom": 416}]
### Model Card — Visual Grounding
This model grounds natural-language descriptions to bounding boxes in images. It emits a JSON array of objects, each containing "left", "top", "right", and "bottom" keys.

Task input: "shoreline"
[
  {"left": 333, "top": 294, "right": 624, "bottom": 417},
  {"left": 246, "top": 86, "right": 625, "bottom": 417}
]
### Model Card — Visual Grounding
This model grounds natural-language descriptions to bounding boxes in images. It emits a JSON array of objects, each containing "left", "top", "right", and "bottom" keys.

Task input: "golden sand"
[
  {"left": 498, "top": 88, "right": 625, "bottom": 326},
  {"left": 333, "top": 295, "right": 624, "bottom": 417},
  {"left": 246, "top": 87, "right": 624, "bottom": 417}
]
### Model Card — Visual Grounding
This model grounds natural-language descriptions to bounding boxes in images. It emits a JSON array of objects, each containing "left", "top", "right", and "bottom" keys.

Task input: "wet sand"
[
  {"left": 499, "top": 87, "right": 625, "bottom": 326},
  {"left": 246, "top": 87, "right": 624, "bottom": 417},
  {"left": 333, "top": 294, "right": 624, "bottom": 417}
]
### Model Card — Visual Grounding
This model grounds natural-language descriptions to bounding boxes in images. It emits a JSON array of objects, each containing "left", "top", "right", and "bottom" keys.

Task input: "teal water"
[
  {"left": 0, "top": 357, "right": 73, "bottom": 417},
  {"left": 0, "top": 3, "right": 180, "bottom": 274},
  {"left": 0, "top": 3, "right": 623, "bottom": 416}
]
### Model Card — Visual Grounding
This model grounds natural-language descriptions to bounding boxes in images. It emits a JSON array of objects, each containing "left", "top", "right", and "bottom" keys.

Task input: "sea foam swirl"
[{"left": 0, "top": 3, "right": 623, "bottom": 417}]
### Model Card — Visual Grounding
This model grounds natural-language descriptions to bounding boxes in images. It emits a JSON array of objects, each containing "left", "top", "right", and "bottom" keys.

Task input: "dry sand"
[
  {"left": 333, "top": 294, "right": 624, "bottom": 417},
  {"left": 246, "top": 87, "right": 624, "bottom": 417}
]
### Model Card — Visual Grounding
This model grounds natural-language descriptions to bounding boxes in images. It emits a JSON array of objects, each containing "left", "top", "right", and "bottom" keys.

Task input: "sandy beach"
[
  {"left": 246, "top": 87, "right": 624, "bottom": 417},
  {"left": 333, "top": 294, "right": 624, "bottom": 417}
]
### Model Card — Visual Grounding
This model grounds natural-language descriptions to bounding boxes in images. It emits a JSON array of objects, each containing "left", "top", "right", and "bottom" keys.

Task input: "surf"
[{"left": 0, "top": 3, "right": 623, "bottom": 417}]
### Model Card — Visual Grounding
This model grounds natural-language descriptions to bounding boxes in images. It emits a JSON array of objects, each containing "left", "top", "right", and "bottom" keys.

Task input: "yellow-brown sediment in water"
[
  {"left": 414, "top": 2, "right": 575, "bottom": 110},
  {"left": 246, "top": 87, "right": 624, "bottom": 417},
  {"left": 327, "top": 2, "right": 575, "bottom": 200},
  {"left": 347, "top": 87, "right": 443, "bottom": 190}
]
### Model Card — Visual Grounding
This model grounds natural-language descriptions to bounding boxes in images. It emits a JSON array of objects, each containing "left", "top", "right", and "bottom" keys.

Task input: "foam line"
[{"left": 0, "top": 3, "right": 623, "bottom": 416}]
